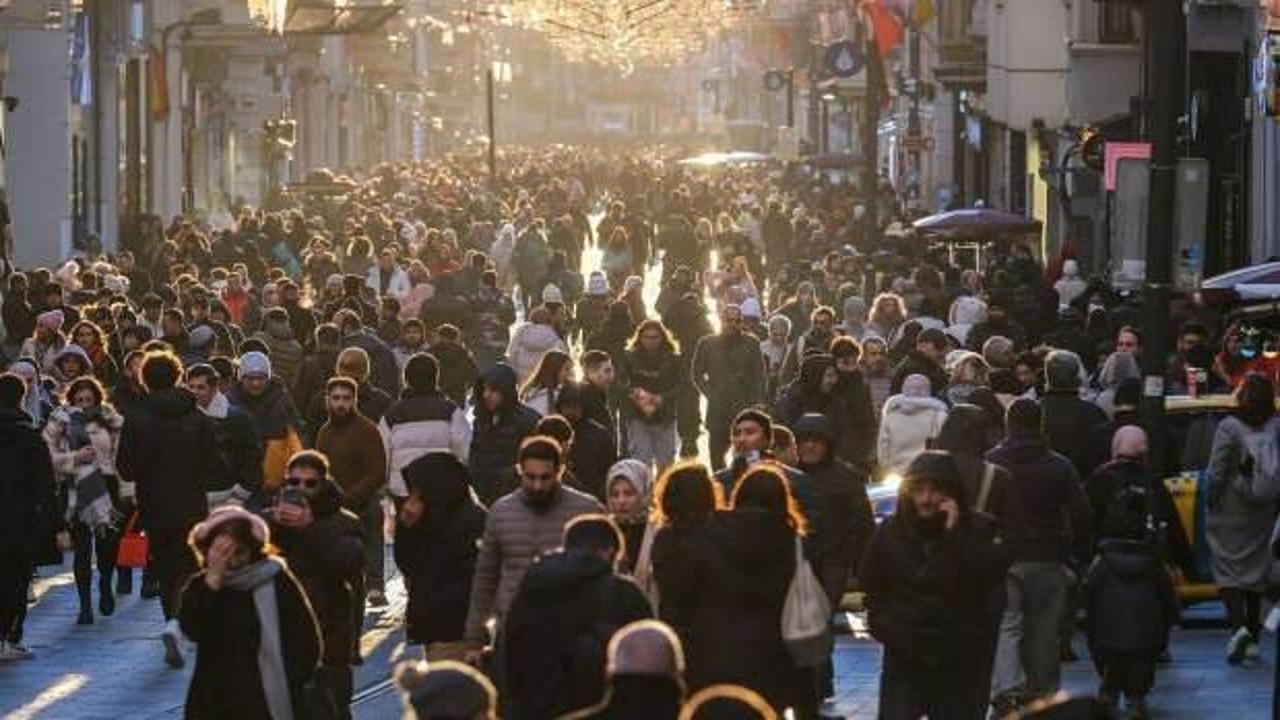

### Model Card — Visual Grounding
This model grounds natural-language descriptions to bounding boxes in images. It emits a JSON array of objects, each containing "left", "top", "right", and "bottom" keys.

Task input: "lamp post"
[{"left": 764, "top": 68, "right": 795, "bottom": 128}]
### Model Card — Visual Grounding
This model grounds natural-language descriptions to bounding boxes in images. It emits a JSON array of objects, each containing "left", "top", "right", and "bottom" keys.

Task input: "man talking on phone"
[{"left": 270, "top": 450, "right": 363, "bottom": 718}]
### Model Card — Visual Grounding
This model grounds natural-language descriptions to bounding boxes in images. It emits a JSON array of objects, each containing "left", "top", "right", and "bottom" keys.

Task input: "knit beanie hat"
[
  {"left": 189, "top": 325, "right": 216, "bottom": 350},
  {"left": 542, "top": 284, "right": 564, "bottom": 305},
  {"left": 238, "top": 351, "right": 272, "bottom": 379},
  {"left": 189, "top": 505, "right": 270, "bottom": 550},
  {"left": 36, "top": 309, "right": 65, "bottom": 333},
  {"left": 1044, "top": 349, "right": 1083, "bottom": 392},
  {"left": 740, "top": 297, "right": 762, "bottom": 320}
]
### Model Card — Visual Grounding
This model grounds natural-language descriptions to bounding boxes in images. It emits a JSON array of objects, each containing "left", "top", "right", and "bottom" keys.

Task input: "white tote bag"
[{"left": 780, "top": 535, "right": 833, "bottom": 667}]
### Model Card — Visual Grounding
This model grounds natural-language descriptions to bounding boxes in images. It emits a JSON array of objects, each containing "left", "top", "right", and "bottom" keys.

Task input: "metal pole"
[
  {"left": 785, "top": 71, "right": 794, "bottom": 128},
  {"left": 486, "top": 66, "right": 496, "bottom": 185},
  {"left": 863, "top": 33, "right": 881, "bottom": 230},
  {"left": 1139, "top": 0, "right": 1181, "bottom": 474},
  {"left": 907, "top": 25, "right": 922, "bottom": 209}
]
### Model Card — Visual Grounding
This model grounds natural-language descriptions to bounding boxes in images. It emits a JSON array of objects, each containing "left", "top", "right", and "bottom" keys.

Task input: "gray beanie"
[
  {"left": 238, "top": 350, "right": 272, "bottom": 380},
  {"left": 1044, "top": 349, "right": 1083, "bottom": 392}
]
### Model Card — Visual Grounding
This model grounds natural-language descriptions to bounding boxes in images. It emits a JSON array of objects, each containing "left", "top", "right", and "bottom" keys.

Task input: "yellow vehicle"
[{"left": 1163, "top": 393, "right": 1243, "bottom": 605}]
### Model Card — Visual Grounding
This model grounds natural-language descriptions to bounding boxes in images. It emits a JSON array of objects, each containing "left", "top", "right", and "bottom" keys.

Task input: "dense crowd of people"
[{"left": 0, "top": 148, "right": 1276, "bottom": 719}]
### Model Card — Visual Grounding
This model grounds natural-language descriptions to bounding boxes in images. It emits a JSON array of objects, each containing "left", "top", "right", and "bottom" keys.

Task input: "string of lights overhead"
[{"left": 502, "top": 0, "right": 760, "bottom": 70}]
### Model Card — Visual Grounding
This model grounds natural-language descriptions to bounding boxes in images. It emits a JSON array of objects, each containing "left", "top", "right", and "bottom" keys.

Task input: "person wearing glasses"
[
  {"left": 462, "top": 436, "right": 603, "bottom": 669},
  {"left": 269, "top": 450, "right": 364, "bottom": 719}
]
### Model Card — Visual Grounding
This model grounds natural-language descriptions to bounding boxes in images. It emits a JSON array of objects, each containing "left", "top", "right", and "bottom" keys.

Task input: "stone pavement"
[
  {"left": 0, "top": 555, "right": 409, "bottom": 719},
  {"left": 4, "top": 556, "right": 1274, "bottom": 719}
]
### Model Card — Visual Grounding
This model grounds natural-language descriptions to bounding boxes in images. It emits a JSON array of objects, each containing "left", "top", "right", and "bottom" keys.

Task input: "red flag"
[{"left": 861, "top": 0, "right": 904, "bottom": 57}]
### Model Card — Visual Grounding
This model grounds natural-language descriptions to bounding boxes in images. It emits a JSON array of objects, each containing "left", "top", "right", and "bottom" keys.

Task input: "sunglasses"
[{"left": 285, "top": 476, "right": 320, "bottom": 489}]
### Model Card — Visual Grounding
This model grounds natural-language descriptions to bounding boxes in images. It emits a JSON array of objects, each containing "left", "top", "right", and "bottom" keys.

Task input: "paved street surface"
[{"left": 2, "top": 555, "right": 1272, "bottom": 719}]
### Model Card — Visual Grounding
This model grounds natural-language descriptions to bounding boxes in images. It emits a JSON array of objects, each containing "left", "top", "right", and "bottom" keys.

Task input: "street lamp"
[
  {"left": 486, "top": 60, "right": 512, "bottom": 186},
  {"left": 763, "top": 67, "right": 794, "bottom": 128}
]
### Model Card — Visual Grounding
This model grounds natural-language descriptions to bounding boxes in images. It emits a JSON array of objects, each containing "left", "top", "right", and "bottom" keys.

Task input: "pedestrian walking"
[
  {"left": 187, "top": 363, "right": 263, "bottom": 508},
  {"left": 179, "top": 506, "right": 322, "bottom": 720},
  {"left": 117, "top": 349, "right": 217, "bottom": 668},
  {"left": 691, "top": 304, "right": 767, "bottom": 471},
  {"left": 620, "top": 320, "right": 683, "bottom": 470},
  {"left": 227, "top": 350, "right": 304, "bottom": 495},
  {"left": 562, "top": 619, "right": 687, "bottom": 720},
  {"left": 315, "top": 376, "right": 388, "bottom": 607},
  {"left": 379, "top": 353, "right": 471, "bottom": 508},
  {"left": 468, "top": 363, "right": 541, "bottom": 504}
]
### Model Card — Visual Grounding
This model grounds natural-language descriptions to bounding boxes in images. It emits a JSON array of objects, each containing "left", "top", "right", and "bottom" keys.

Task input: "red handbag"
[{"left": 116, "top": 513, "right": 149, "bottom": 569}]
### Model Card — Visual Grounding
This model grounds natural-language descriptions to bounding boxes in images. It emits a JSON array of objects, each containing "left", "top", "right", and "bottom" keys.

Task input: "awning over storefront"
[{"left": 284, "top": 1, "right": 403, "bottom": 35}]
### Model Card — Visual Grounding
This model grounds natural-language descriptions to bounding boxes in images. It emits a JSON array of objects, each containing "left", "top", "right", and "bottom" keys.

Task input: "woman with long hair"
[
  {"left": 650, "top": 461, "right": 722, "bottom": 637},
  {"left": 180, "top": 506, "right": 321, "bottom": 719},
  {"left": 69, "top": 319, "right": 119, "bottom": 388},
  {"left": 519, "top": 349, "right": 573, "bottom": 417},
  {"left": 620, "top": 320, "right": 683, "bottom": 470},
  {"left": 868, "top": 292, "right": 907, "bottom": 341},
  {"left": 1206, "top": 372, "right": 1280, "bottom": 664},
  {"left": 678, "top": 464, "right": 815, "bottom": 717},
  {"left": 43, "top": 376, "right": 126, "bottom": 624}
]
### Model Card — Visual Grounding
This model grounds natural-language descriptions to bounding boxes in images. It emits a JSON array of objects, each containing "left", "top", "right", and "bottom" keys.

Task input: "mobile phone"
[{"left": 280, "top": 485, "right": 305, "bottom": 508}]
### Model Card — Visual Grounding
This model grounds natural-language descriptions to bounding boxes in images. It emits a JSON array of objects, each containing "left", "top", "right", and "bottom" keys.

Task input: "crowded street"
[{"left": 4, "top": 0, "right": 1280, "bottom": 719}]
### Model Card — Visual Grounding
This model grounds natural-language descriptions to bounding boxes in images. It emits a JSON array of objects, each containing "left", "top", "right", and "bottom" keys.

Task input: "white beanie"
[
  {"left": 740, "top": 297, "right": 762, "bottom": 320},
  {"left": 542, "top": 284, "right": 564, "bottom": 305},
  {"left": 238, "top": 351, "right": 272, "bottom": 379}
]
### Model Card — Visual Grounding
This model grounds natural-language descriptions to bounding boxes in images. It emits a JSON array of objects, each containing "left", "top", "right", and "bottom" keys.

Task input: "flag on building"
[{"left": 861, "top": 0, "right": 904, "bottom": 57}]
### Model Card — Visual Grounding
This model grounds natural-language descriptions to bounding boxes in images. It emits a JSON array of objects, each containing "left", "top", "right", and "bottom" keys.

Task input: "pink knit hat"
[
  {"left": 36, "top": 309, "right": 65, "bottom": 333},
  {"left": 189, "top": 506, "right": 270, "bottom": 550}
]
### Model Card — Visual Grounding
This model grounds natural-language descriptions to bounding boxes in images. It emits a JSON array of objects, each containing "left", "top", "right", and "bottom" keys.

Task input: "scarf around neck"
[{"left": 224, "top": 556, "right": 294, "bottom": 720}]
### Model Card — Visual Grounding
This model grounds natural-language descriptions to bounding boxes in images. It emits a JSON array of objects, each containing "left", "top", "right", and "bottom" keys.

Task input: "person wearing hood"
[
  {"left": 117, "top": 349, "right": 218, "bottom": 668},
  {"left": 21, "top": 308, "right": 67, "bottom": 375},
  {"left": 685, "top": 466, "right": 816, "bottom": 716},
  {"left": 227, "top": 350, "right": 304, "bottom": 495},
  {"left": 502, "top": 514, "right": 653, "bottom": 719},
  {"left": 563, "top": 619, "right": 687, "bottom": 720},
  {"left": 877, "top": 374, "right": 948, "bottom": 476},
  {"left": 268, "top": 450, "right": 364, "bottom": 716},
  {"left": 588, "top": 300, "right": 637, "bottom": 366},
  {"left": 740, "top": 297, "right": 767, "bottom": 341},
  {"left": 0, "top": 373, "right": 58, "bottom": 660},
  {"left": 605, "top": 459, "right": 654, "bottom": 574},
  {"left": 966, "top": 296, "right": 1028, "bottom": 354},
  {"left": 948, "top": 295, "right": 988, "bottom": 349},
  {"left": 507, "top": 305, "right": 569, "bottom": 387},
  {"left": 986, "top": 399, "right": 1091, "bottom": 710},
  {"left": 187, "top": 364, "right": 263, "bottom": 509},
  {"left": 554, "top": 381, "right": 618, "bottom": 501},
  {"left": 1094, "top": 350, "right": 1141, "bottom": 420},
  {"left": 944, "top": 351, "right": 991, "bottom": 407},
  {"left": 395, "top": 452, "right": 487, "bottom": 657},
  {"left": 316, "top": 376, "right": 388, "bottom": 607},
  {"left": 772, "top": 352, "right": 844, "bottom": 433},
  {"left": 837, "top": 295, "right": 869, "bottom": 341},
  {"left": 1078, "top": 378, "right": 1144, "bottom": 480},
  {"left": 859, "top": 451, "right": 1009, "bottom": 719},
  {"left": 251, "top": 307, "right": 304, "bottom": 392},
  {"left": 792, "top": 414, "right": 875, "bottom": 611},
  {"left": 468, "top": 363, "right": 541, "bottom": 504},
  {"left": 1083, "top": 429, "right": 1179, "bottom": 717},
  {"left": 760, "top": 314, "right": 792, "bottom": 403},
  {"left": 1054, "top": 259, "right": 1089, "bottom": 308},
  {"left": 49, "top": 342, "right": 94, "bottom": 394},
  {"left": 178, "top": 506, "right": 322, "bottom": 720},
  {"left": 1040, "top": 350, "right": 1108, "bottom": 478}
]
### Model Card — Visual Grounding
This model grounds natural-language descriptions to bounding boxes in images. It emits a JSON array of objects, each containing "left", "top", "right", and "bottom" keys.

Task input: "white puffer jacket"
[
  {"left": 506, "top": 322, "right": 568, "bottom": 387},
  {"left": 876, "top": 395, "right": 949, "bottom": 475},
  {"left": 378, "top": 393, "right": 472, "bottom": 497}
]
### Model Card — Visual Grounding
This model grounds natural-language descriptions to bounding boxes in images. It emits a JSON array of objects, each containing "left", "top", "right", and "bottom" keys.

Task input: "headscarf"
[{"left": 607, "top": 459, "right": 653, "bottom": 519}]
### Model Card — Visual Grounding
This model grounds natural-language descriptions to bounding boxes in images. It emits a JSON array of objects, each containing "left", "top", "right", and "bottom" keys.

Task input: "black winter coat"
[
  {"left": 271, "top": 480, "right": 364, "bottom": 665},
  {"left": 859, "top": 510, "right": 1008, "bottom": 669},
  {"left": 798, "top": 458, "right": 875, "bottom": 586},
  {"left": 393, "top": 475, "right": 486, "bottom": 645},
  {"left": 117, "top": 388, "right": 216, "bottom": 532},
  {"left": 683, "top": 510, "right": 815, "bottom": 716},
  {"left": 986, "top": 434, "right": 1092, "bottom": 565},
  {"left": 503, "top": 549, "right": 652, "bottom": 720},
  {"left": 619, "top": 348, "right": 683, "bottom": 424},
  {"left": 429, "top": 340, "right": 480, "bottom": 408},
  {"left": 0, "top": 409, "right": 58, "bottom": 558},
  {"left": 469, "top": 364, "right": 540, "bottom": 504},
  {"left": 1084, "top": 539, "right": 1177, "bottom": 653},
  {"left": 179, "top": 565, "right": 322, "bottom": 720},
  {"left": 207, "top": 405, "right": 265, "bottom": 495},
  {"left": 341, "top": 329, "right": 402, "bottom": 398},
  {"left": 1040, "top": 390, "right": 1109, "bottom": 477},
  {"left": 651, "top": 523, "right": 707, "bottom": 644},
  {"left": 568, "top": 417, "right": 617, "bottom": 502}
]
